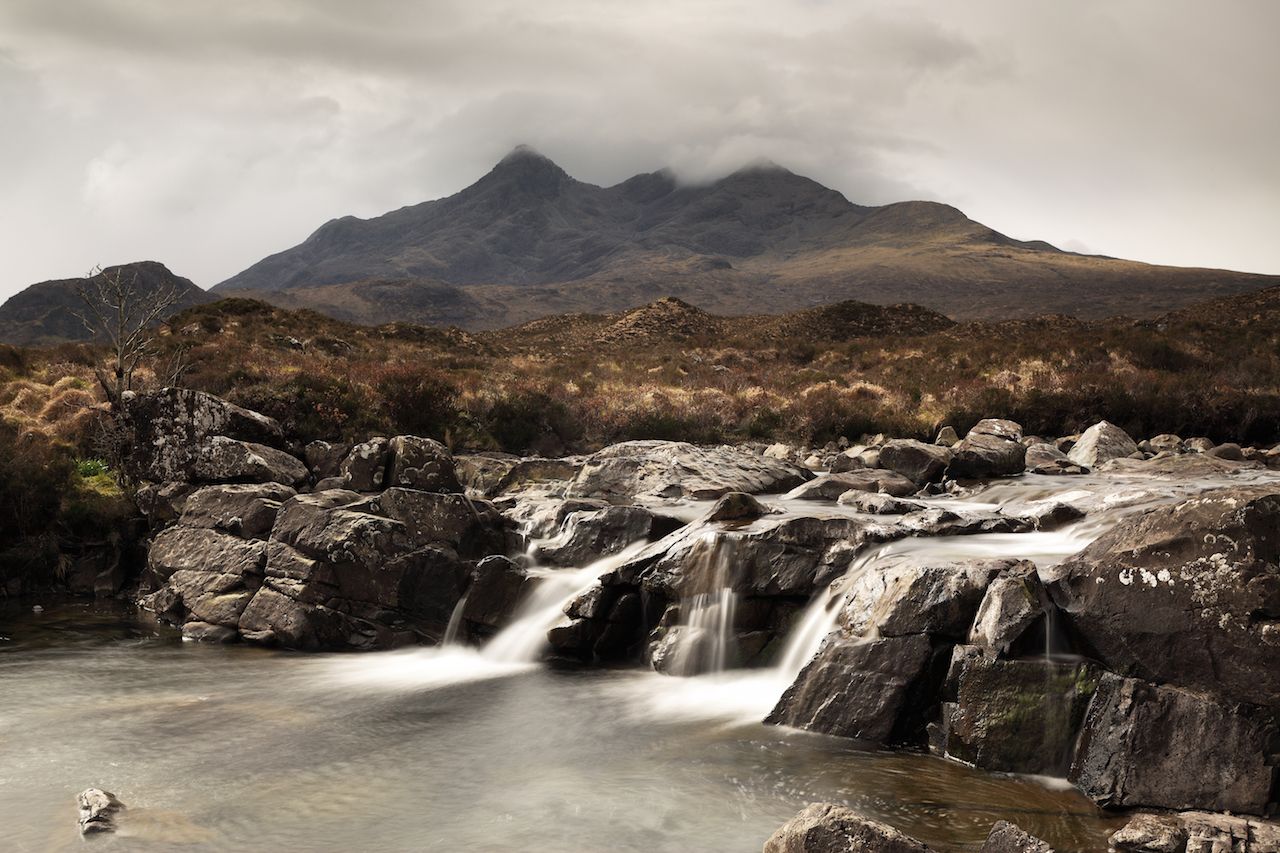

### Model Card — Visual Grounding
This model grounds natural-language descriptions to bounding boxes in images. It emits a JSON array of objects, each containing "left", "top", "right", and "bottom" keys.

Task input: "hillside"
[
  {"left": 214, "top": 147, "right": 1278, "bottom": 328},
  {"left": 0, "top": 261, "right": 212, "bottom": 346}
]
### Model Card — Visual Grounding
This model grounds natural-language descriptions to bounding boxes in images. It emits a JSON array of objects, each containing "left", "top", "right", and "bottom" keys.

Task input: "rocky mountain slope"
[
  {"left": 0, "top": 261, "right": 213, "bottom": 346},
  {"left": 214, "top": 146, "right": 1278, "bottom": 328}
]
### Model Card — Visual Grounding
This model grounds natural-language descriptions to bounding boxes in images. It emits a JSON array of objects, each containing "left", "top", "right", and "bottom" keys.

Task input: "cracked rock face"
[{"left": 1045, "top": 485, "right": 1280, "bottom": 709}]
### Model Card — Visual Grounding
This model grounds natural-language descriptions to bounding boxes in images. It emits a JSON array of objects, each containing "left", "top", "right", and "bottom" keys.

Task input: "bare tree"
[{"left": 74, "top": 265, "right": 181, "bottom": 407}]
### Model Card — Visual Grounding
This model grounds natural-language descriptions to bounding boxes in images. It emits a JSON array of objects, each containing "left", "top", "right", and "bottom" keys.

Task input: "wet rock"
[
  {"left": 565, "top": 440, "right": 809, "bottom": 502},
  {"left": 935, "top": 426, "right": 959, "bottom": 447},
  {"left": 766, "top": 634, "right": 934, "bottom": 742},
  {"left": 387, "top": 435, "right": 462, "bottom": 492},
  {"left": 878, "top": 439, "right": 953, "bottom": 486},
  {"left": 947, "top": 420, "right": 1026, "bottom": 479},
  {"left": 1109, "top": 811, "right": 1280, "bottom": 853},
  {"left": 535, "top": 504, "right": 668, "bottom": 566},
  {"left": 967, "top": 567, "right": 1048, "bottom": 652},
  {"left": 340, "top": 437, "right": 391, "bottom": 491},
  {"left": 837, "top": 491, "right": 926, "bottom": 515},
  {"left": 1045, "top": 485, "right": 1280, "bottom": 709},
  {"left": 462, "top": 555, "right": 533, "bottom": 634},
  {"left": 177, "top": 483, "right": 296, "bottom": 539},
  {"left": 938, "top": 645, "right": 1098, "bottom": 776},
  {"left": 1070, "top": 674, "right": 1277, "bottom": 813},
  {"left": 830, "top": 447, "right": 870, "bottom": 473},
  {"left": 763, "top": 803, "right": 935, "bottom": 853},
  {"left": 122, "top": 387, "right": 286, "bottom": 484},
  {"left": 77, "top": 787, "right": 125, "bottom": 835},
  {"left": 980, "top": 821, "right": 1054, "bottom": 853},
  {"left": 303, "top": 440, "right": 351, "bottom": 481},
  {"left": 1067, "top": 420, "right": 1139, "bottom": 468},
  {"left": 784, "top": 470, "right": 917, "bottom": 501},
  {"left": 707, "top": 491, "right": 771, "bottom": 522},
  {"left": 181, "top": 620, "right": 240, "bottom": 643},
  {"left": 838, "top": 558, "right": 1018, "bottom": 642}
]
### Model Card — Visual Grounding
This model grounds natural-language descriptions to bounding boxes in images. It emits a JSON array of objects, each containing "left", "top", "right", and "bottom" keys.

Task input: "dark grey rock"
[
  {"left": 947, "top": 419, "right": 1026, "bottom": 479},
  {"left": 387, "top": 435, "right": 462, "bottom": 492},
  {"left": 878, "top": 439, "right": 952, "bottom": 486}
]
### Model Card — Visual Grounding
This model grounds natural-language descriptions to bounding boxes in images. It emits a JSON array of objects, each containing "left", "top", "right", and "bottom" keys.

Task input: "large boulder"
[
  {"left": 386, "top": 435, "right": 462, "bottom": 492},
  {"left": 356, "top": 488, "right": 508, "bottom": 558},
  {"left": 947, "top": 420, "right": 1026, "bottom": 480},
  {"left": 766, "top": 634, "right": 934, "bottom": 742},
  {"left": 1045, "top": 486, "right": 1280, "bottom": 709},
  {"left": 188, "top": 436, "right": 307, "bottom": 487},
  {"left": 878, "top": 440, "right": 952, "bottom": 486},
  {"left": 837, "top": 558, "right": 1017, "bottom": 641},
  {"left": 1067, "top": 420, "right": 1139, "bottom": 468},
  {"left": 1024, "top": 442, "right": 1086, "bottom": 475},
  {"left": 461, "top": 555, "right": 535, "bottom": 637},
  {"left": 535, "top": 504, "right": 673, "bottom": 566},
  {"left": 763, "top": 803, "right": 934, "bottom": 853},
  {"left": 784, "top": 470, "right": 917, "bottom": 501},
  {"left": 566, "top": 440, "right": 809, "bottom": 501},
  {"left": 339, "top": 438, "right": 392, "bottom": 491},
  {"left": 1070, "top": 674, "right": 1277, "bottom": 814},
  {"left": 177, "top": 483, "right": 296, "bottom": 540},
  {"left": 122, "top": 387, "right": 285, "bottom": 483},
  {"left": 139, "top": 527, "right": 267, "bottom": 632},
  {"left": 937, "top": 646, "right": 1099, "bottom": 776}
]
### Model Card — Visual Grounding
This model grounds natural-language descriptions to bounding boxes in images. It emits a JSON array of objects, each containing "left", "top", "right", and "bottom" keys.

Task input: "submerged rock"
[
  {"left": 77, "top": 787, "right": 125, "bottom": 835},
  {"left": 763, "top": 803, "right": 934, "bottom": 853},
  {"left": 980, "top": 821, "right": 1054, "bottom": 853}
]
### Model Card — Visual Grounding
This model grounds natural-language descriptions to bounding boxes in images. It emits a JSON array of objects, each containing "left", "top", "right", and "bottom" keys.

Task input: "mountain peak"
[{"left": 483, "top": 145, "right": 571, "bottom": 197}]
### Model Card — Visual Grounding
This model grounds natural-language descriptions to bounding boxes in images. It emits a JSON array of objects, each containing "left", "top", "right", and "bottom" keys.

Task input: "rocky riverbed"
[{"left": 4, "top": 386, "right": 1279, "bottom": 851}]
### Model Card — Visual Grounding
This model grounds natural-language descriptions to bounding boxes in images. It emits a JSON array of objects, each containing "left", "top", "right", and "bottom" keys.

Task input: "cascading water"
[
  {"left": 483, "top": 541, "right": 649, "bottom": 663},
  {"left": 663, "top": 533, "right": 741, "bottom": 676},
  {"left": 442, "top": 594, "right": 469, "bottom": 646}
]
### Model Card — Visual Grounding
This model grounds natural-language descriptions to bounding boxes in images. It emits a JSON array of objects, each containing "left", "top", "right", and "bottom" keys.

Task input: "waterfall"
[
  {"left": 663, "top": 534, "right": 741, "bottom": 677},
  {"left": 442, "top": 595, "right": 469, "bottom": 646},
  {"left": 483, "top": 541, "right": 648, "bottom": 664}
]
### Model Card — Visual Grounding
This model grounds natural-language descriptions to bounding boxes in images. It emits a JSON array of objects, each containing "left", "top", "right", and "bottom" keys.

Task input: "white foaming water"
[
  {"left": 665, "top": 533, "right": 740, "bottom": 676},
  {"left": 483, "top": 540, "right": 650, "bottom": 663},
  {"left": 442, "top": 594, "right": 468, "bottom": 646}
]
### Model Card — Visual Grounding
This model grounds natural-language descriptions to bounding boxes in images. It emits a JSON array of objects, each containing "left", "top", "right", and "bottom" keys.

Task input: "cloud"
[{"left": 0, "top": 0, "right": 1276, "bottom": 299}]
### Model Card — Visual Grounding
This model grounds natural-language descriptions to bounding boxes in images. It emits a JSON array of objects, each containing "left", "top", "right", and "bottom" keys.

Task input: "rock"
[
  {"left": 535, "top": 504, "right": 665, "bottom": 566},
  {"left": 1184, "top": 436, "right": 1215, "bottom": 453},
  {"left": 387, "top": 435, "right": 462, "bottom": 492},
  {"left": 340, "top": 438, "right": 391, "bottom": 491},
  {"left": 1207, "top": 442, "right": 1245, "bottom": 461},
  {"left": 1067, "top": 420, "right": 1139, "bottom": 468},
  {"left": 177, "top": 483, "right": 296, "bottom": 539},
  {"left": 181, "top": 620, "right": 240, "bottom": 642},
  {"left": 77, "top": 787, "right": 125, "bottom": 835},
  {"left": 1045, "top": 485, "right": 1280, "bottom": 709},
  {"left": 947, "top": 420, "right": 1026, "bottom": 479},
  {"left": 1109, "top": 811, "right": 1280, "bottom": 853},
  {"left": 140, "top": 527, "right": 267, "bottom": 632},
  {"left": 1023, "top": 501, "right": 1085, "bottom": 530},
  {"left": 462, "top": 555, "right": 533, "bottom": 634},
  {"left": 1070, "top": 674, "right": 1277, "bottom": 813},
  {"left": 122, "top": 387, "right": 285, "bottom": 483},
  {"left": 878, "top": 439, "right": 953, "bottom": 486},
  {"left": 1024, "top": 442, "right": 1087, "bottom": 475},
  {"left": 830, "top": 448, "right": 868, "bottom": 473},
  {"left": 303, "top": 440, "right": 351, "bottom": 481},
  {"left": 763, "top": 443, "right": 794, "bottom": 460},
  {"left": 967, "top": 568, "right": 1048, "bottom": 652},
  {"left": 763, "top": 803, "right": 935, "bottom": 853},
  {"left": 837, "top": 491, "right": 925, "bottom": 515},
  {"left": 490, "top": 457, "right": 582, "bottom": 496},
  {"left": 935, "top": 426, "right": 959, "bottom": 447},
  {"left": 838, "top": 557, "right": 1017, "bottom": 642},
  {"left": 784, "top": 470, "right": 917, "bottom": 501},
  {"left": 938, "top": 646, "right": 1098, "bottom": 776},
  {"left": 1141, "top": 434, "right": 1184, "bottom": 454},
  {"left": 359, "top": 488, "right": 508, "bottom": 558},
  {"left": 565, "top": 440, "right": 809, "bottom": 501},
  {"left": 707, "top": 491, "right": 771, "bottom": 522},
  {"left": 187, "top": 435, "right": 307, "bottom": 486},
  {"left": 766, "top": 634, "right": 934, "bottom": 742},
  {"left": 133, "top": 481, "right": 197, "bottom": 525},
  {"left": 980, "top": 821, "right": 1054, "bottom": 853}
]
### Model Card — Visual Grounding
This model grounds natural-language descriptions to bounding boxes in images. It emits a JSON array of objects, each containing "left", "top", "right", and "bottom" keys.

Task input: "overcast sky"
[{"left": 1, "top": 0, "right": 1277, "bottom": 299}]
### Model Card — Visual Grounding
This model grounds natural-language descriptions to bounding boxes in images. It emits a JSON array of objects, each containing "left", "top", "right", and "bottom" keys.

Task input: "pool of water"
[{"left": 0, "top": 600, "right": 1121, "bottom": 852}]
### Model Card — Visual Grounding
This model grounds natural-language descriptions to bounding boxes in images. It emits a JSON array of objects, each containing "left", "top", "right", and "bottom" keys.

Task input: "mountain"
[
  {"left": 0, "top": 262, "right": 213, "bottom": 346},
  {"left": 223, "top": 147, "right": 1274, "bottom": 328}
]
